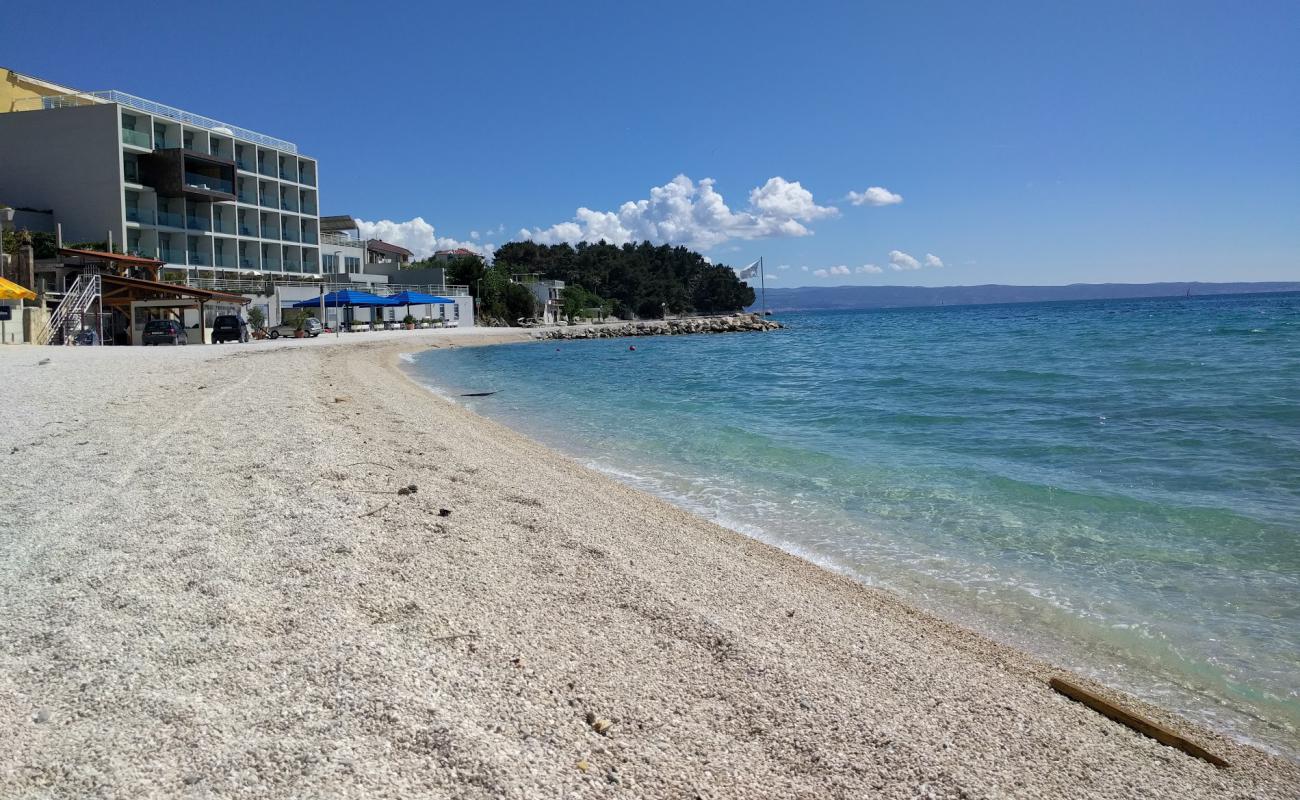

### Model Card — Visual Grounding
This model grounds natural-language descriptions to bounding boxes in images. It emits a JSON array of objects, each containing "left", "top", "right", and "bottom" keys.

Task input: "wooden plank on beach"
[{"left": 1048, "top": 677, "right": 1230, "bottom": 768}]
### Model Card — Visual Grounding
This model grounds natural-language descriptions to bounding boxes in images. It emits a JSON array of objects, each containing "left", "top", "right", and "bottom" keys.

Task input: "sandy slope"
[{"left": 1, "top": 336, "right": 1296, "bottom": 799}]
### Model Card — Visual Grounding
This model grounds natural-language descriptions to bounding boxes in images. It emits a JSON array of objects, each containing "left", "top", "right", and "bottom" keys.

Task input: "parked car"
[
  {"left": 212, "top": 314, "right": 248, "bottom": 343},
  {"left": 267, "top": 316, "right": 323, "bottom": 339},
  {"left": 72, "top": 328, "right": 100, "bottom": 346},
  {"left": 142, "top": 319, "right": 187, "bottom": 346}
]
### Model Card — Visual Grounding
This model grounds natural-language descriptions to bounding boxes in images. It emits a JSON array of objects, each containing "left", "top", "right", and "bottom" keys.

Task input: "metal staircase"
[{"left": 37, "top": 271, "right": 102, "bottom": 345}]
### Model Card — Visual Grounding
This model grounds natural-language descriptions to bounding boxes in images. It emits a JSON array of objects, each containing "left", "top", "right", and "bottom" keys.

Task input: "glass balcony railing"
[
  {"left": 260, "top": 194, "right": 276, "bottom": 207},
  {"left": 159, "top": 248, "right": 180, "bottom": 263},
  {"left": 300, "top": 172, "right": 316, "bottom": 186},
  {"left": 284, "top": 259, "right": 300, "bottom": 272},
  {"left": 281, "top": 228, "right": 299, "bottom": 242},
  {"left": 261, "top": 225, "right": 277, "bottom": 238},
  {"left": 185, "top": 216, "right": 211, "bottom": 231},
  {"left": 236, "top": 158, "right": 254, "bottom": 171},
  {"left": 124, "top": 165, "right": 141, "bottom": 184},
  {"left": 215, "top": 253, "right": 237, "bottom": 268},
  {"left": 184, "top": 173, "right": 233, "bottom": 195},
  {"left": 121, "top": 128, "right": 151, "bottom": 148},
  {"left": 126, "top": 208, "right": 154, "bottom": 225},
  {"left": 215, "top": 219, "right": 235, "bottom": 234},
  {"left": 238, "top": 192, "right": 256, "bottom": 204},
  {"left": 239, "top": 224, "right": 255, "bottom": 237},
  {"left": 241, "top": 258, "right": 257, "bottom": 269},
  {"left": 300, "top": 202, "right": 317, "bottom": 215},
  {"left": 188, "top": 251, "right": 210, "bottom": 266},
  {"left": 279, "top": 170, "right": 295, "bottom": 181},
  {"left": 280, "top": 200, "right": 298, "bottom": 212},
  {"left": 263, "top": 259, "right": 281, "bottom": 271},
  {"left": 258, "top": 162, "right": 274, "bottom": 176},
  {"left": 157, "top": 210, "right": 183, "bottom": 228},
  {"left": 302, "top": 232, "right": 318, "bottom": 244}
]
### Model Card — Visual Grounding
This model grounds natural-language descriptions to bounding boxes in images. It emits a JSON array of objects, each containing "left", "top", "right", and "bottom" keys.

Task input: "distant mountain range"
[{"left": 748, "top": 282, "right": 1300, "bottom": 312}]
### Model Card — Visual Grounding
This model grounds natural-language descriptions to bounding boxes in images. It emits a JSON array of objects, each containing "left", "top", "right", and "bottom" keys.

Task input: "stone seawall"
[{"left": 534, "top": 313, "right": 782, "bottom": 340}]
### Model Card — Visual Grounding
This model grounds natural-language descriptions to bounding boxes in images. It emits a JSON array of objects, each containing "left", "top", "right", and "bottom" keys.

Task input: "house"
[
  {"left": 367, "top": 239, "right": 412, "bottom": 266},
  {"left": 512, "top": 275, "right": 565, "bottom": 324},
  {"left": 431, "top": 247, "right": 481, "bottom": 263}
]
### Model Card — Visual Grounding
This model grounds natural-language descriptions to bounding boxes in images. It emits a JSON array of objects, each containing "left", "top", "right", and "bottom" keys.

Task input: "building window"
[
  {"left": 344, "top": 256, "right": 361, "bottom": 271},
  {"left": 322, "top": 253, "right": 338, "bottom": 271}
]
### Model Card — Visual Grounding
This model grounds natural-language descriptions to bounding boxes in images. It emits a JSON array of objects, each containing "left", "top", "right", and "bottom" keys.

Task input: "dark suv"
[
  {"left": 142, "top": 319, "right": 187, "bottom": 346},
  {"left": 212, "top": 314, "right": 247, "bottom": 343}
]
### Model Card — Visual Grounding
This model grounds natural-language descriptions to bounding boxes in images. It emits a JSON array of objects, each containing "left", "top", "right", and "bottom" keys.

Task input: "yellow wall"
[{"left": 0, "top": 67, "right": 80, "bottom": 113}]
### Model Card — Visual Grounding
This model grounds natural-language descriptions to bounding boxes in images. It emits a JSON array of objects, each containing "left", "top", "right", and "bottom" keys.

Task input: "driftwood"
[
  {"left": 460, "top": 391, "right": 499, "bottom": 397},
  {"left": 1049, "top": 677, "right": 1229, "bottom": 768}
]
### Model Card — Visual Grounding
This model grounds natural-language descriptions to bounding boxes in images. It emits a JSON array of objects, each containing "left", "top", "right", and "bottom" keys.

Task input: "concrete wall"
[
  {"left": 363, "top": 263, "right": 448, "bottom": 286},
  {"left": 0, "top": 103, "right": 124, "bottom": 244}
]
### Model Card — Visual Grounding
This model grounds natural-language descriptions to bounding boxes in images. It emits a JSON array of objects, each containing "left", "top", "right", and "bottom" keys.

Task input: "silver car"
[{"left": 267, "top": 317, "right": 323, "bottom": 338}]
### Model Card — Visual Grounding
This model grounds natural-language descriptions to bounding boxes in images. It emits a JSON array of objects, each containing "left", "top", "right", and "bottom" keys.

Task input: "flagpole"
[{"left": 760, "top": 256, "right": 767, "bottom": 318}]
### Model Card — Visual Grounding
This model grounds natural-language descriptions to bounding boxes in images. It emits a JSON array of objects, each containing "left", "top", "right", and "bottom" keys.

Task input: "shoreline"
[
  {"left": 2, "top": 336, "right": 1297, "bottom": 797},
  {"left": 400, "top": 335, "right": 1300, "bottom": 759}
]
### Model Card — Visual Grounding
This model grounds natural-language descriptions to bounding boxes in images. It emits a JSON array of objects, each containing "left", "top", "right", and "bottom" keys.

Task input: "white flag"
[{"left": 735, "top": 259, "right": 760, "bottom": 279}]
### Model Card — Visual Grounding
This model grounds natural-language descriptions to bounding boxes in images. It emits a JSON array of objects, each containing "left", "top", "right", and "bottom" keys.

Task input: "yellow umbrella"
[{"left": 0, "top": 276, "right": 36, "bottom": 301}]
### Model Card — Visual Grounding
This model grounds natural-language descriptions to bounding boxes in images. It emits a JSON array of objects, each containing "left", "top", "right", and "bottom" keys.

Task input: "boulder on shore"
[{"left": 534, "top": 313, "right": 782, "bottom": 341}]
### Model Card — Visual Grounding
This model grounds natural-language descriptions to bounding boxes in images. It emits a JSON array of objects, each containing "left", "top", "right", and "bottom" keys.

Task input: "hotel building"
[{"left": 0, "top": 69, "right": 321, "bottom": 280}]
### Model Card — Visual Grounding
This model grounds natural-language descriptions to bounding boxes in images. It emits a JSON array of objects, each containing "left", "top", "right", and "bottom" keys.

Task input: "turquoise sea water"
[{"left": 406, "top": 293, "right": 1300, "bottom": 753}]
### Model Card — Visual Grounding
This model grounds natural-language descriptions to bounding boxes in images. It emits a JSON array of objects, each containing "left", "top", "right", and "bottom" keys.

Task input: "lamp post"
[{"left": 333, "top": 250, "right": 342, "bottom": 337}]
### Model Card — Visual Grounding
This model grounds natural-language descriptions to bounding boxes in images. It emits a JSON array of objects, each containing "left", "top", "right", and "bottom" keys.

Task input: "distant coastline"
[{"left": 752, "top": 282, "right": 1300, "bottom": 313}]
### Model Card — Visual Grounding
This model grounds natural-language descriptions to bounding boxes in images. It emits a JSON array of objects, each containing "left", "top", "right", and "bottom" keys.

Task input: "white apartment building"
[{"left": 0, "top": 88, "right": 321, "bottom": 279}]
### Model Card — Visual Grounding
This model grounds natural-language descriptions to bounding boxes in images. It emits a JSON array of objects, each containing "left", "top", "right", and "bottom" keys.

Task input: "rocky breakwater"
[{"left": 536, "top": 313, "right": 782, "bottom": 340}]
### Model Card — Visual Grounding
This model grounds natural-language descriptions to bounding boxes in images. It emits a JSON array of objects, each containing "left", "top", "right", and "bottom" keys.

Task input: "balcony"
[
  {"left": 279, "top": 169, "right": 295, "bottom": 181},
  {"left": 213, "top": 218, "right": 234, "bottom": 234},
  {"left": 241, "top": 258, "right": 257, "bottom": 269},
  {"left": 157, "top": 210, "right": 184, "bottom": 228},
  {"left": 279, "top": 199, "right": 299, "bottom": 213},
  {"left": 159, "top": 248, "right": 181, "bottom": 263},
  {"left": 261, "top": 224, "right": 277, "bottom": 238},
  {"left": 121, "top": 128, "right": 151, "bottom": 149},
  {"left": 263, "top": 258, "right": 282, "bottom": 271},
  {"left": 284, "top": 259, "right": 301, "bottom": 272},
  {"left": 281, "top": 228, "right": 299, "bottom": 242},
  {"left": 260, "top": 194, "right": 277, "bottom": 208},
  {"left": 184, "top": 172, "right": 233, "bottom": 195},
  {"left": 300, "top": 201, "right": 317, "bottom": 215},
  {"left": 188, "top": 251, "right": 210, "bottom": 267},
  {"left": 126, "top": 208, "right": 155, "bottom": 225},
  {"left": 300, "top": 171, "right": 316, "bottom": 187},
  {"left": 302, "top": 231, "right": 318, "bottom": 245},
  {"left": 236, "top": 158, "right": 255, "bottom": 172},
  {"left": 258, "top": 162, "right": 275, "bottom": 177},
  {"left": 185, "top": 216, "right": 211, "bottom": 232},
  {"left": 239, "top": 224, "right": 255, "bottom": 237},
  {"left": 214, "top": 252, "right": 237, "bottom": 269}
]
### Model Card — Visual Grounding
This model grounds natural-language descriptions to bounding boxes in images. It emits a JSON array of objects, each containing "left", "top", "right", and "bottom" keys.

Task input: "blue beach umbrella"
[
  {"left": 385, "top": 291, "right": 454, "bottom": 322},
  {"left": 291, "top": 289, "right": 397, "bottom": 329}
]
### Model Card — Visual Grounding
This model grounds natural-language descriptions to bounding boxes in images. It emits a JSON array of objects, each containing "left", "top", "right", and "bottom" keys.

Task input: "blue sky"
[{"left": 7, "top": 1, "right": 1298, "bottom": 285}]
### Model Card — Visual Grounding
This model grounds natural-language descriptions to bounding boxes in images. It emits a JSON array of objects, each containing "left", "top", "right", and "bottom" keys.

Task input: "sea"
[{"left": 404, "top": 292, "right": 1300, "bottom": 755}]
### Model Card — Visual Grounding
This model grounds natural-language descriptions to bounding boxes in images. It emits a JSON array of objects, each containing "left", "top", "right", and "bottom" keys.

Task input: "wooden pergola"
[
  {"left": 55, "top": 248, "right": 168, "bottom": 282},
  {"left": 99, "top": 274, "right": 248, "bottom": 344}
]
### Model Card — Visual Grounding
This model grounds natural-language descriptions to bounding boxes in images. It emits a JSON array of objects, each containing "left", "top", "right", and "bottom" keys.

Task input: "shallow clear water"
[{"left": 406, "top": 293, "right": 1300, "bottom": 754}]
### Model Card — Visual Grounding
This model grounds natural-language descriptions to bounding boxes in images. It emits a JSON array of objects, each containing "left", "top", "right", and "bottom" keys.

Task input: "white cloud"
[
  {"left": 814, "top": 265, "right": 851, "bottom": 278},
  {"left": 517, "top": 174, "right": 838, "bottom": 251},
  {"left": 800, "top": 265, "right": 810, "bottom": 272},
  {"left": 846, "top": 186, "right": 903, "bottom": 207},
  {"left": 812, "top": 269, "right": 829, "bottom": 278},
  {"left": 777, "top": 264, "right": 791, "bottom": 271},
  {"left": 925, "top": 253, "right": 944, "bottom": 268},
  {"left": 470, "top": 230, "right": 480, "bottom": 240},
  {"left": 889, "top": 249, "right": 922, "bottom": 271},
  {"left": 355, "top": 217, "right": 494, "bottom": 260},
  {"left": 856, "top": 264, "right": 883, "bottom": 274}
]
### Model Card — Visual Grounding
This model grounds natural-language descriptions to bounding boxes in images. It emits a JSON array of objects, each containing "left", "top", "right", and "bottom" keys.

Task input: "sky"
[{"left": 6, "top": 1, "right": 1298, "bottom": 286}]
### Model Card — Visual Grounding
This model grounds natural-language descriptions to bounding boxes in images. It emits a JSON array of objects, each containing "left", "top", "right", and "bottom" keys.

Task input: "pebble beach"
[{"left": 2, "top": 332, "right": 1297, "bottom": 799}]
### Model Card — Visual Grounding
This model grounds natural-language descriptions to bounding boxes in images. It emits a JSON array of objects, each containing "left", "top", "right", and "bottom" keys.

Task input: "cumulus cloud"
[
  {"left": 889, "top": 249, "right": 922, "bottom": 271},
  {"left": 925, "top": 253, "right": 944, "bottom": 268},
  {"left": 800, "top": 266, "right": 810, "bottom": 272},
  {"left": 846, "top": 186, "right": 903, "bottom": 207},
  {"left": 856, "top": 264, "right": 883, "bottom": 274},
  {"left": 355, "top": 217, "right": 493, "bottom": 260},
  {"left": 777, "top": 264, "right": 791, "bottom": 271},
  {"left": 813, "top": 265, "right": 852, "bottom": 278},
  {"left": 517, "top": 174, "right": 838, "bottom": 251}
]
